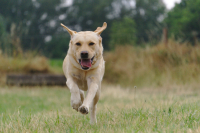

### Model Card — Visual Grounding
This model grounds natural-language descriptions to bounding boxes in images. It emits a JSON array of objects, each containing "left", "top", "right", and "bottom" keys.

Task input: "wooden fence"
[{"left": 6, "top": 74, "right": 66, "bottom": 86}]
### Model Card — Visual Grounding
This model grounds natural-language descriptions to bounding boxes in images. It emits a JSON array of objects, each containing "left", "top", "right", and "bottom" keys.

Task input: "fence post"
[
  {"left": 192, "top": 31, "right": 198, "bottom": 46},
  {"left": 163, "top": 28, "right": 168, "bottom": 46}
]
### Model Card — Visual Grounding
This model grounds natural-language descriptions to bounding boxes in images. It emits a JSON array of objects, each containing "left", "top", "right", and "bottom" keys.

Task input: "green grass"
[
  {"left": 49, "top": 59, "right": 63, "bottom": 74},
  {"left": 0, "top": 84, "right": 200, "bottom": 132}
]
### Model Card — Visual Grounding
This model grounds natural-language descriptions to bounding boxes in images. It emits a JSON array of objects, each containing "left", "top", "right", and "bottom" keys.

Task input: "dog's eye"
[
  {"left": 76, "top": 43, "right": 81, "bottom": 46},
  {"left": 89, "top": 42, "right": 94, "bottom": 46}
]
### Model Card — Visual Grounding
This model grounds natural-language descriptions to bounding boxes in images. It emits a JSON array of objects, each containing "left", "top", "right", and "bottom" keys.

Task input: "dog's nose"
[{"left": 81, "top": 51, "right": 88, "bottom": 59}]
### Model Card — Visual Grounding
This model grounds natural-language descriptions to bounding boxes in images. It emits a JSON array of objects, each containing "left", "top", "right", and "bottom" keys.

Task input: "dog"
[{"left": 61, "top": 22, "right": 107, "bottom": 124}]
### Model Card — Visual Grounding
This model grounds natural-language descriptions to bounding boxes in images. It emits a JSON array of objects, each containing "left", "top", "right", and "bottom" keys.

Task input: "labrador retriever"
[{"left": 61, "top": 22, "right": 107, "bottom": 124}]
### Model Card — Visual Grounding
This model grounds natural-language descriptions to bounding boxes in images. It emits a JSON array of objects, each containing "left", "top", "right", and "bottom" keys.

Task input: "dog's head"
[{"left": 61, "top": 22, "right": 107, "bottom": 70}]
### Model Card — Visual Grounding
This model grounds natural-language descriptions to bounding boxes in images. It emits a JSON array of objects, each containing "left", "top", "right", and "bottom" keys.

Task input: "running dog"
[{"left": 61, "top": 22, "right": 107, "bottom": 124}]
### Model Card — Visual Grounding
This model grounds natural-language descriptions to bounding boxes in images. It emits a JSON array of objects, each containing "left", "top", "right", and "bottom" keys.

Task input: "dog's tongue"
[{"left": 81, "top": 59, "right": 91, "bottom": 68}]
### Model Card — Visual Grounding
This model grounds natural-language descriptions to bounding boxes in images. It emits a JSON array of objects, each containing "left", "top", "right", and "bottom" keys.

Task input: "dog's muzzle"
[{"left": 78, "top": 56, "right": 94, "bottom": 70}]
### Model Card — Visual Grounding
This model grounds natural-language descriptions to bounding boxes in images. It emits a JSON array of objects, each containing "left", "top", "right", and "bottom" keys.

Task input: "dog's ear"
[
  {"left": 94, "top": 22, "right": 107, "bottom": 35},
  {"left": 61, "top": 23, "right": 77, "bottom": 37}
]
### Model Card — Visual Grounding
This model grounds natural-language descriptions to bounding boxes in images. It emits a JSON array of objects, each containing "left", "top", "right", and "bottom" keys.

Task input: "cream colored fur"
[{"left": 61, "top": 22, "right": 107, "bottom": 124}]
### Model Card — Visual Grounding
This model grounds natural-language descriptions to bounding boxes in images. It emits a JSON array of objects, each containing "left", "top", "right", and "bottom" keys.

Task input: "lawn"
[{"left": 0, "top": 84, "right": 200, "bottom": 132}]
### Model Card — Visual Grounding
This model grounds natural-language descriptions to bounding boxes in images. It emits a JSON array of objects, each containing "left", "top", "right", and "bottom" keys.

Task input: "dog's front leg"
[
  {"left": 78, "top": 77, "right": 98, "bottom": 116},
  {"left": 66, "top": 77, "right": 82, "bottom": 111}
]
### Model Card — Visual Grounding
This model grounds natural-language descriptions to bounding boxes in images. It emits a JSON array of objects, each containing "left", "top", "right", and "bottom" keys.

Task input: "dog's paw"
[
  {"left": 71, "top": 100, "right": 82, "bottom": 112},
  {"left": 78, "top": 105, "right": 89, "bottom": 115}
]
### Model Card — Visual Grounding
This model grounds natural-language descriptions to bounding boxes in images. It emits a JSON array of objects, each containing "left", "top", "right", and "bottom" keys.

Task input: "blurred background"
[{"left": 0, "top": 0, "right": 200, "bottom": 87}]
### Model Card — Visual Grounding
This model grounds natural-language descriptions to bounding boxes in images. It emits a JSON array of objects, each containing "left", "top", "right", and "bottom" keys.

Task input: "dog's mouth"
[{"left": 78, "top": 56, "right": 94, "bottom": 70}]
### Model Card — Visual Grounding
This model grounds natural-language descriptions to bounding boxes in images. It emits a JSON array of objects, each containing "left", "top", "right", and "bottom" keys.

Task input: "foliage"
[
  {"left": 165, "top": 0, "right": 200, "bottom": 44},
  {"left": 109, "top": 17, "right": 136, "bottom": 48},
  {"left": 0, "top": 0, "right": 167, "bottom": 58},
  {"left": 44, "top": 35, "right": 70, "bottom": 59},
  {"left": 65, "top": 0, "right": 166, "bottom": 48},
  {"left": 0, "top": 15, "right": 11, "bottom": 55},
  {"left": 133, "top": 0, "right": 166, "bottom": 44},
  {"left": 63, "top": 0, "right": 131, "bottom": 50},
  {"left": 0, "top": 0, "right": 65, "bottom": 52},
  {"left": 0, "top": 15, "right": 5, "bottom": 36}
]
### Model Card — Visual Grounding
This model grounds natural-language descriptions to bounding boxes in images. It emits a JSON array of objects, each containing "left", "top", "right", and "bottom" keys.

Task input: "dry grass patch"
[
  {"left": 0, "top": 54, "right": 50, "bottom": 74},
  {"left": 104, "top": 40, "right": 200, "bottom": 87},
  {"left": 0, "top": 52, "right": 53, "bottom": 85}
]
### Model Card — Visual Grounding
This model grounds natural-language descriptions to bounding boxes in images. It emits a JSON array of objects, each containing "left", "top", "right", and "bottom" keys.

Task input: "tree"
[
  {"left": 165, "top": 0, "right": 200, "bottom": 44},
  {"left": 133, "top": 0, "right": 166, "bottom": 44},
  {"left": 0, "top": 0, "right": 167, "bottom": 58},
  {"left": 0, "top": 0, "right": 66, "bottom": 52},
  {"left": 109, "top": 17, "right": 136, "bottom": 48},
  {"left": 61, "top": 0, "right": 132, "bottom": 50},
  {"left": 44, "top": 35, "right": 70, "bottom": 59},
  {"left": 0, "top": 15, "right": 11, "bottom": 55}
]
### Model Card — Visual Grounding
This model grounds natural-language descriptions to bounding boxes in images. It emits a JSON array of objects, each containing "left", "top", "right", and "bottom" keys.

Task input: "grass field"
[{"left": 0, "top": 84, "right": 200, "bottom": 132}]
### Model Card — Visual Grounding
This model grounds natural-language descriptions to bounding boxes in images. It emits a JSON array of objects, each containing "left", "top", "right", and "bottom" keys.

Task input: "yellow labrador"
[{"left": 61, "top": 22, "right": 107, "bottom": 124}]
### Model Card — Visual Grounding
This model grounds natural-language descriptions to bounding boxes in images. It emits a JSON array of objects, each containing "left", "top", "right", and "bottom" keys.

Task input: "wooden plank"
[{"left": 6, "top": 74, "right": 66, "bottom": 86}]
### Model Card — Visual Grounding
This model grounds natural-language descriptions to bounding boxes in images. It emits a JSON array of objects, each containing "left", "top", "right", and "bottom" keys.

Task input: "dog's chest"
[
  {"left": 77, "top": 79, "right": 88, "bottom": 91},
  {"left": 72, "top": 73, "right": 88, "bottom": 91}
]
